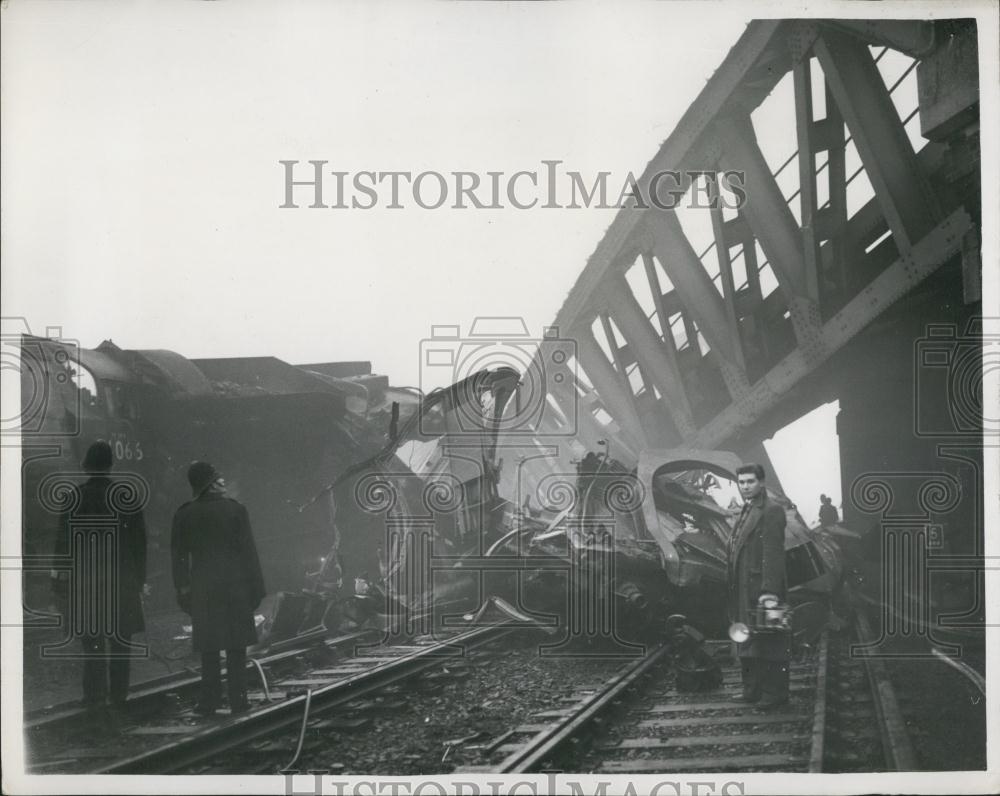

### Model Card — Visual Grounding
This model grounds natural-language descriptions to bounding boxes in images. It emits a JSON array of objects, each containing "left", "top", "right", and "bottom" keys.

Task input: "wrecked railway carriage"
[
  {"left": 320, "top": 366, "right": 843, "bottom": 643},
  {"left": 20, "top": 335, "right": 842, "bottom": 643}
]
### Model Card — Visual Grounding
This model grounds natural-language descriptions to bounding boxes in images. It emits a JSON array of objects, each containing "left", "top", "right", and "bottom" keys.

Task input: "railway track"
[
  {"left": 586, "top": 638, "right": 826, "bottom": 774},
  {"left": 463, "top": 637, "right": 823, "bottom": 774},
  {"left": 469, "top": 611, "right": 928, "bottom": 774},
  {"left": 26, "top": 601, "right": 983, "bottom": 774},
  {"left": 25, "top": 628, "right": 373, "bottom": 733},
  {"left": 26, "top": 622, "right": 514, "bottom": 774}
]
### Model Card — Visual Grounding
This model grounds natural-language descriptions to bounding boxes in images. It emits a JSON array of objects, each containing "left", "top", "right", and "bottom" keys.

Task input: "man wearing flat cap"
[{"left": 171, "top": 461, "right": 265, "bottom": 715}]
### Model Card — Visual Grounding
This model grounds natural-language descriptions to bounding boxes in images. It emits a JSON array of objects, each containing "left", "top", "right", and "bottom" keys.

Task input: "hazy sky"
[
  {"left": 2, "top": 1, "right": 856, "bottom": 512},
  {"left": 2, "top": 2, "right": 746, "bottom": 374}
]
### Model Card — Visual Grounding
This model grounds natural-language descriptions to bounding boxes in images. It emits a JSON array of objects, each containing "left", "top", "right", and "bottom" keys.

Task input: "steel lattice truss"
[{"left": 523, "top": 19, "right": 979, "bottom": 472}]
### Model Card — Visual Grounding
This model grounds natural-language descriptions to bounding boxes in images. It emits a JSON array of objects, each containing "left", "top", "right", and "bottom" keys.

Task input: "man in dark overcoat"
[
  {"left": 818, "top": 494, "right": 839, "bottom": 527},
  {"left": 727, "top": 462, "right": 789, "bottom": 708},
  {"left": 171, "top": 461, "right": 265, "bottom": 715},
  {"left": 51, "top": 440, "right": 147, "bottom": 709}
]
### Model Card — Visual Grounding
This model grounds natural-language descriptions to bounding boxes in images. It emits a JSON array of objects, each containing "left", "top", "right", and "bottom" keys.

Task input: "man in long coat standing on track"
[
  {"left": 172, "top": 461, "right": 265, "bottom": 715},
  {"left": 52, "top": 440, "right": 147, "bottom": 711},
  {"left": 728, "top": 462, "right": 789, "bottom": 708}
]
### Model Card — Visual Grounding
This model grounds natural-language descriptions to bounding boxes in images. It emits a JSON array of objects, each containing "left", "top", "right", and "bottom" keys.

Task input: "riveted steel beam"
[
  {"left": 598, "top": 312, "right": 633, "bottom": 385},
  {"left": 572, "top": 323, "right": 646, "bottom": 450},
  {"left": 823, "top": 79, "right": 850, "bottom": 305},
  {"left": 605, "top": 278, "right": 696, "bottom": 439},
  {"left": 542, "top": 376, "right": 607, "bottom": 454},
  {"left": 815, "top": 29, "right": 940, "bottom": 253},
  {"left": 707, "top": 189, "right": 750, "bottom": 377},
  {"left": 716, "top": 116, "right": 810, "bottom": 303},
  {"left": 827, "top": 20, "right": 935, "bottom": 58},
  {"left": 595, "top": 314, "right": 671, "bottom": 446},
  {"left": 641, "top": 254, "right": 678, "bottom": 353},
  {"left": 690, "top": 207, "right": 970, "bottom": 449},
  {"left": 539, "top": 343, "right": 639, "bottom": 462},
  {"left": 641, "top": 212, "right": 741, "bottom": 371},
  {"left": 793, "top": 56, "right": 823, "bottom": 303},
  {"left": 553, "top": 21, "right": 785, "bottom": 334}
]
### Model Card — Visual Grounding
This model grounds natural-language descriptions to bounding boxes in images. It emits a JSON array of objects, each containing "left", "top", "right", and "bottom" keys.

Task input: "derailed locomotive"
[{"left": 15, "top": 330, "right": 412, "bottom": 613}]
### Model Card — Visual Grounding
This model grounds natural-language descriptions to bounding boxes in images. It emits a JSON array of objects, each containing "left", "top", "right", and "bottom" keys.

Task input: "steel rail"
[
  {"left": 25, "top": 630, "right": 375, "bottom": 731},
  {"left": 91, "top": 622, "right": 514, "bottom": 774},
  {"left": 930, "top": 647, "right": 986, "bottom": 697},
  {"left": 853, "top": 588, "right": 984, "bottom": 639},
  {"left": 495, "top": 642, "right": 671, "bottom": 774},
  {"left": 807, "top": 631, "right": 830, "bottom": 772},
  {"left": 854, "top": 611, "right": 916, "bottom": 770}
]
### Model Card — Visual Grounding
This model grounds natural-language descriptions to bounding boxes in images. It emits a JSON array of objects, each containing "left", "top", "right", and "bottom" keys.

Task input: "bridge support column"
[{"left": 833, "top": 271, "right": 982, "bottom": 640}]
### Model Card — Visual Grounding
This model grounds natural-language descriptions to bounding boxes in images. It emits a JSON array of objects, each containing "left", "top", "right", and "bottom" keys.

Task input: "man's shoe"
[{"left": 734, "top": 692, "right": 761, "bottom": 703}]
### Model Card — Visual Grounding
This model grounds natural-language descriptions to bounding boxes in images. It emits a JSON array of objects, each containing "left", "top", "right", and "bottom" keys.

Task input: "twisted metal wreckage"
[
  {"left": 18, "top": 329, "right": 847, "bottom": 691},
  {"left": 19, "top": 334, "right": 845, "bottom": 667},
  {"left": 284, "top": 364, "right": 847, "bottom": 678}
]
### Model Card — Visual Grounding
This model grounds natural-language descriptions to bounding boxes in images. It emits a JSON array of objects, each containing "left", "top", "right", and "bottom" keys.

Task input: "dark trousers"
[
  {"left": 740, "top": 656, "right": 789, "bottom": 702},
  {"left": 81, "top": 634, "right": 132, "bottom": 706},
  {"left": 200, "top": 648, "right": 248, "bottom": 708}
]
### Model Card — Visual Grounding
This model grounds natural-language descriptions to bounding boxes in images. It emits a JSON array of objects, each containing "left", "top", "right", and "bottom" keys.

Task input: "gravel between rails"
[{"left": 280, "top": 635, "right": 627, "bottom": 776}]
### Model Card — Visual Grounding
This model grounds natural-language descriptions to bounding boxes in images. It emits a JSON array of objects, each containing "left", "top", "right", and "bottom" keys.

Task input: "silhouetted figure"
[
  {"left": 52, "top": 440, "right": 147, "bottom": 710},
  {"left": 819, "top": 494, "right": 839, "bottom": 526},
  {"left": 171, "top": 462, "right": 265, "bottom": 715}
]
